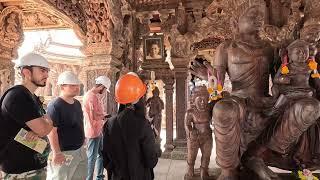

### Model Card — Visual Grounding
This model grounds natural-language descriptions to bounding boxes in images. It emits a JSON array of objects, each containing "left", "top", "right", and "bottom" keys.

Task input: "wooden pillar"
[
  {"left": 0, "top": 6, "right": 23, "bottom": 95},
  {"left": 171, "top": 57, "right": 189, "bottom": 159},
  {"left": 162, "top": 78, "right": 175, "bottom": 158}
]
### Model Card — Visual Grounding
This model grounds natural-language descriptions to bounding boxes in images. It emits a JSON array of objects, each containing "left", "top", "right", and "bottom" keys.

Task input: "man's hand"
[
  {"left": 25, "top": 131, "right": 39, "bottom": 141},
  {"left": 52, "top": 152, "right": 66, "bottom": 166}
]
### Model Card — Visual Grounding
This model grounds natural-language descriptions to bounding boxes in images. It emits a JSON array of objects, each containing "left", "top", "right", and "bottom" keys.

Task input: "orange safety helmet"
[{"left": 115, "top": 73, "right": 147, "bottom": 104}]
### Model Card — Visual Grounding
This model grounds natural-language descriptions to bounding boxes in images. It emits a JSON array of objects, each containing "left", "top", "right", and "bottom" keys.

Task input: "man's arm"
[
  {"left": 89, "top": 95, "right": 105, "bottom": 121},
  {"left": 47, "top": 127, "right": 61, "bottom": 154},
  {"left": 213, "top": 42, "right": 229, "bottom": 88},
  {"left": 2, "top": 89, "right": 53, "bottom": 137},
  {"left": 47, "top": 127, "right": 65, "bottom": 165},
  {"left": 185, "top": 110, "right": 193, "bottom": 139},
  {"left": 26, "top": 115, "right": 53, "bottom": 137}
]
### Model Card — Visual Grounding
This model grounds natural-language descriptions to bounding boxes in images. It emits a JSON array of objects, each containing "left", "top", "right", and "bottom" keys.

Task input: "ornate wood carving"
[
  {"left": 22, "top": 11, "right": 66, "bottom": 29},
  {"left": 42, "top": 0, "right": 87, "bottom": 33},
  {"left": 192, "top": 37, "right": 223, "bottom": 51},
  {"left": 81, "top": 0, "right": 123, "bottom": 58},
  {"left": 0, "top": 60, "right": 13, "bottom": 96},
  {"left": 260, "top": 0, "right": 304, "bottom": 47},
  {"left": 0, "top": 6, "right": 23, "bottom": 60}
]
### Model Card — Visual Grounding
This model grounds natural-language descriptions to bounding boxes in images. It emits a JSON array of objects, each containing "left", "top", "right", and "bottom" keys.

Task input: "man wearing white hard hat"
[
  {"left": 83, "top": 75, "right": 111, "bottom": 180},
  {"left": 46, "top": 71, "right": 87, "bottom": 180},
  {"left": 0, "top": 53, "right": 52, "bottom": 179},
  {"left": 0, "top": 53, "right": 53, "bottom": 179}
]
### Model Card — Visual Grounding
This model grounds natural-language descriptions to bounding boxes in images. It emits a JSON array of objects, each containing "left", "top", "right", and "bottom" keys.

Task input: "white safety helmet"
[
  {"left": 127, "top": 72, "right": 138, "bottom": 77},
  {"left": 57, "top": 71, "right": 81, "bottom": 85},
  {"left": 95, "top": 76, "right": 111, "bottom": 92},
  {"left": 15, "top": 53, "right": 49, "bottom": 69}
]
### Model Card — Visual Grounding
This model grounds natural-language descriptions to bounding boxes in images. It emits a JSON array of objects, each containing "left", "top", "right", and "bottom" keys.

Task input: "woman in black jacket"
[{"left": 102, "top": 73, "right": 159, "bottom": 180}]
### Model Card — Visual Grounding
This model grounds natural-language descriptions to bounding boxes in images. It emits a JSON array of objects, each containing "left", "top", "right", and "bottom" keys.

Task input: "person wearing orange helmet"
[{"left": 102, "top": 72, "right": 160, "bottom": 180}]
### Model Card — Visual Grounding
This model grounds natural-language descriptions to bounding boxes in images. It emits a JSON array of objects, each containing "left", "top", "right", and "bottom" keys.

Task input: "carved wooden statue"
[
  {"left": 146, "top": 87, "right": 164, "bottom": 135},
  {"left": 191, "top": 1, "right": 320, "bottom": 179},
  {"left": 185, "top": 85, "right": 212, "bottom": 179},
  {"left": 271, "top": 40, "right": 313, "bottom": 106}
]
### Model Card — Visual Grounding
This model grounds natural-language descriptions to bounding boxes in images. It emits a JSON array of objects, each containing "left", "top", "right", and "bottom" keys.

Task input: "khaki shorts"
[{"left": 46, "top": 146, "right": 87, "bottom": 180}]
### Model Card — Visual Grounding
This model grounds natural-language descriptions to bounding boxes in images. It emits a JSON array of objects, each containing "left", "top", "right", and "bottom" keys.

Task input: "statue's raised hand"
[{"left": 190, "top": 60, "right": 213, "bottom": 80}]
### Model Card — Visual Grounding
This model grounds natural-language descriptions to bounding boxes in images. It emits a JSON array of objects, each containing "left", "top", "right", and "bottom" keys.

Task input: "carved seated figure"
[
  {"left": 146, "top": 87, "right": 164, "bottom": 135},
  {"left": 191, "top": 1, "right": 320, "bottom": 179},
  {"left": 185, "top": 85, "right": 212, "bottom": 179},
  {"left": 266, "top": 39, "right": 314, "bottom": 116}
]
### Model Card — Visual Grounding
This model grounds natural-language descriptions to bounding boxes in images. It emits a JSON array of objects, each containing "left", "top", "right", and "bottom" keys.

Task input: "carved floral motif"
[{"left": 45, "top": 0, "right": 87, "bottom": 33}]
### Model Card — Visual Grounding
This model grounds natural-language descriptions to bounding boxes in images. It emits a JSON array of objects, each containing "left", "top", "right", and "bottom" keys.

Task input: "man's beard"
[{"left": 31, "top": 78, "right": 46, "bottom": 87}]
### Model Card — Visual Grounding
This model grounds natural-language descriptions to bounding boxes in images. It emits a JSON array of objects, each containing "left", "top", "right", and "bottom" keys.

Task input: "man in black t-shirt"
[
  {"left": 46, "top": 71, "right": 87, "bottom": 180},
  {"left": 0, "top": 53, "right": 53, "bottom": 178}
]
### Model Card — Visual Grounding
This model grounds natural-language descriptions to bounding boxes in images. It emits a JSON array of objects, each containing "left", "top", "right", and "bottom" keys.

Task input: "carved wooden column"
[
  {"left": 171, "top": 57, "right": 189, "bottom": 160},
  {"left": 106, "top": 66, "right": 119, "bottom": 115},
  {"left": 80, "top": 0, "right": 123, "bottom": 115},
  {"left": 0, "top": 7, "right": 23, "bottom": 95},
  {"left": 162, "top": 78, "right": 175, "bottom": 158}
]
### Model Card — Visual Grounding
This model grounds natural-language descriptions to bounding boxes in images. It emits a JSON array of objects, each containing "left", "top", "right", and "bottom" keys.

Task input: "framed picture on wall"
[{"left": 143, "top": 34, "right": 164, "bottom": 62}]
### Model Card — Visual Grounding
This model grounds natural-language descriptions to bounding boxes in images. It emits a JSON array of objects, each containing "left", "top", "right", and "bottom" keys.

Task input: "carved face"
[
  {"left": 288, "top": 46, "right": 309, "bottom": 63},
  {"left": 195, "top": 95, "right": 208, "bottom": 111},
  {"left": 238, "top": 6, "right": 264, "bottom": 34}
]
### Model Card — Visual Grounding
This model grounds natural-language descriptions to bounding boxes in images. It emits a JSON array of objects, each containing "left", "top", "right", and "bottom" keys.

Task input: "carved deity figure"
[
  {"left": 185, "top": 85, "right": 212, "bottom": 179},
  {"left": 272, "top": 40, "right": 313, "bottom": 100},
  {"left": 4, "top": 12, "right": 20, "bottom": 44},
  {"left": 146, "top": 87, "right": 164, "bottom": 135},
  {"left": 191, "top": 1, "right": 320, "bottom": 179}
]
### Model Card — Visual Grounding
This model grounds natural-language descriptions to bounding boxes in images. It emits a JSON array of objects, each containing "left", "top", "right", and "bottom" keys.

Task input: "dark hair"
[
  {"left": 95, "top": 84, "right": 103, "bottom": 88},
  {"left": 117, "top": 98, "right": 146, "bottom": 117},
  {"left": 21, "top": 66, "right": 34, "bottom": 72},
  {"left": 19, "top": 66, "right": 34, "bottom": 78}
]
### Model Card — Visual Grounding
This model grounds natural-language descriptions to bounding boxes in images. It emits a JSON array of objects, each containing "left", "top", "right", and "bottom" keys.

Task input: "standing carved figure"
[
  {"left": 185, "top": 85, "right": 212, "bottom": 179},
  {"left": 146, "top": 87, "right": 164, "bottom": 135},
  {"left": 191, "top": 1, "right": 320, "bottom": 179}
]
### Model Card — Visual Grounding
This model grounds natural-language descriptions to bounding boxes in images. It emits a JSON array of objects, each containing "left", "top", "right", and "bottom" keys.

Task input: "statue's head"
[
  {"left": 287, "top": 39, "right": 309, "bottom": 63},
  {"left": 191, "top": 85, "right": 209, "bottom": 112},
  {"left": 152, "top": 86, "right": 160, "bottom": 97},
  {"left": 230, "top": 0, "right": 266, "bottom": 36}
]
